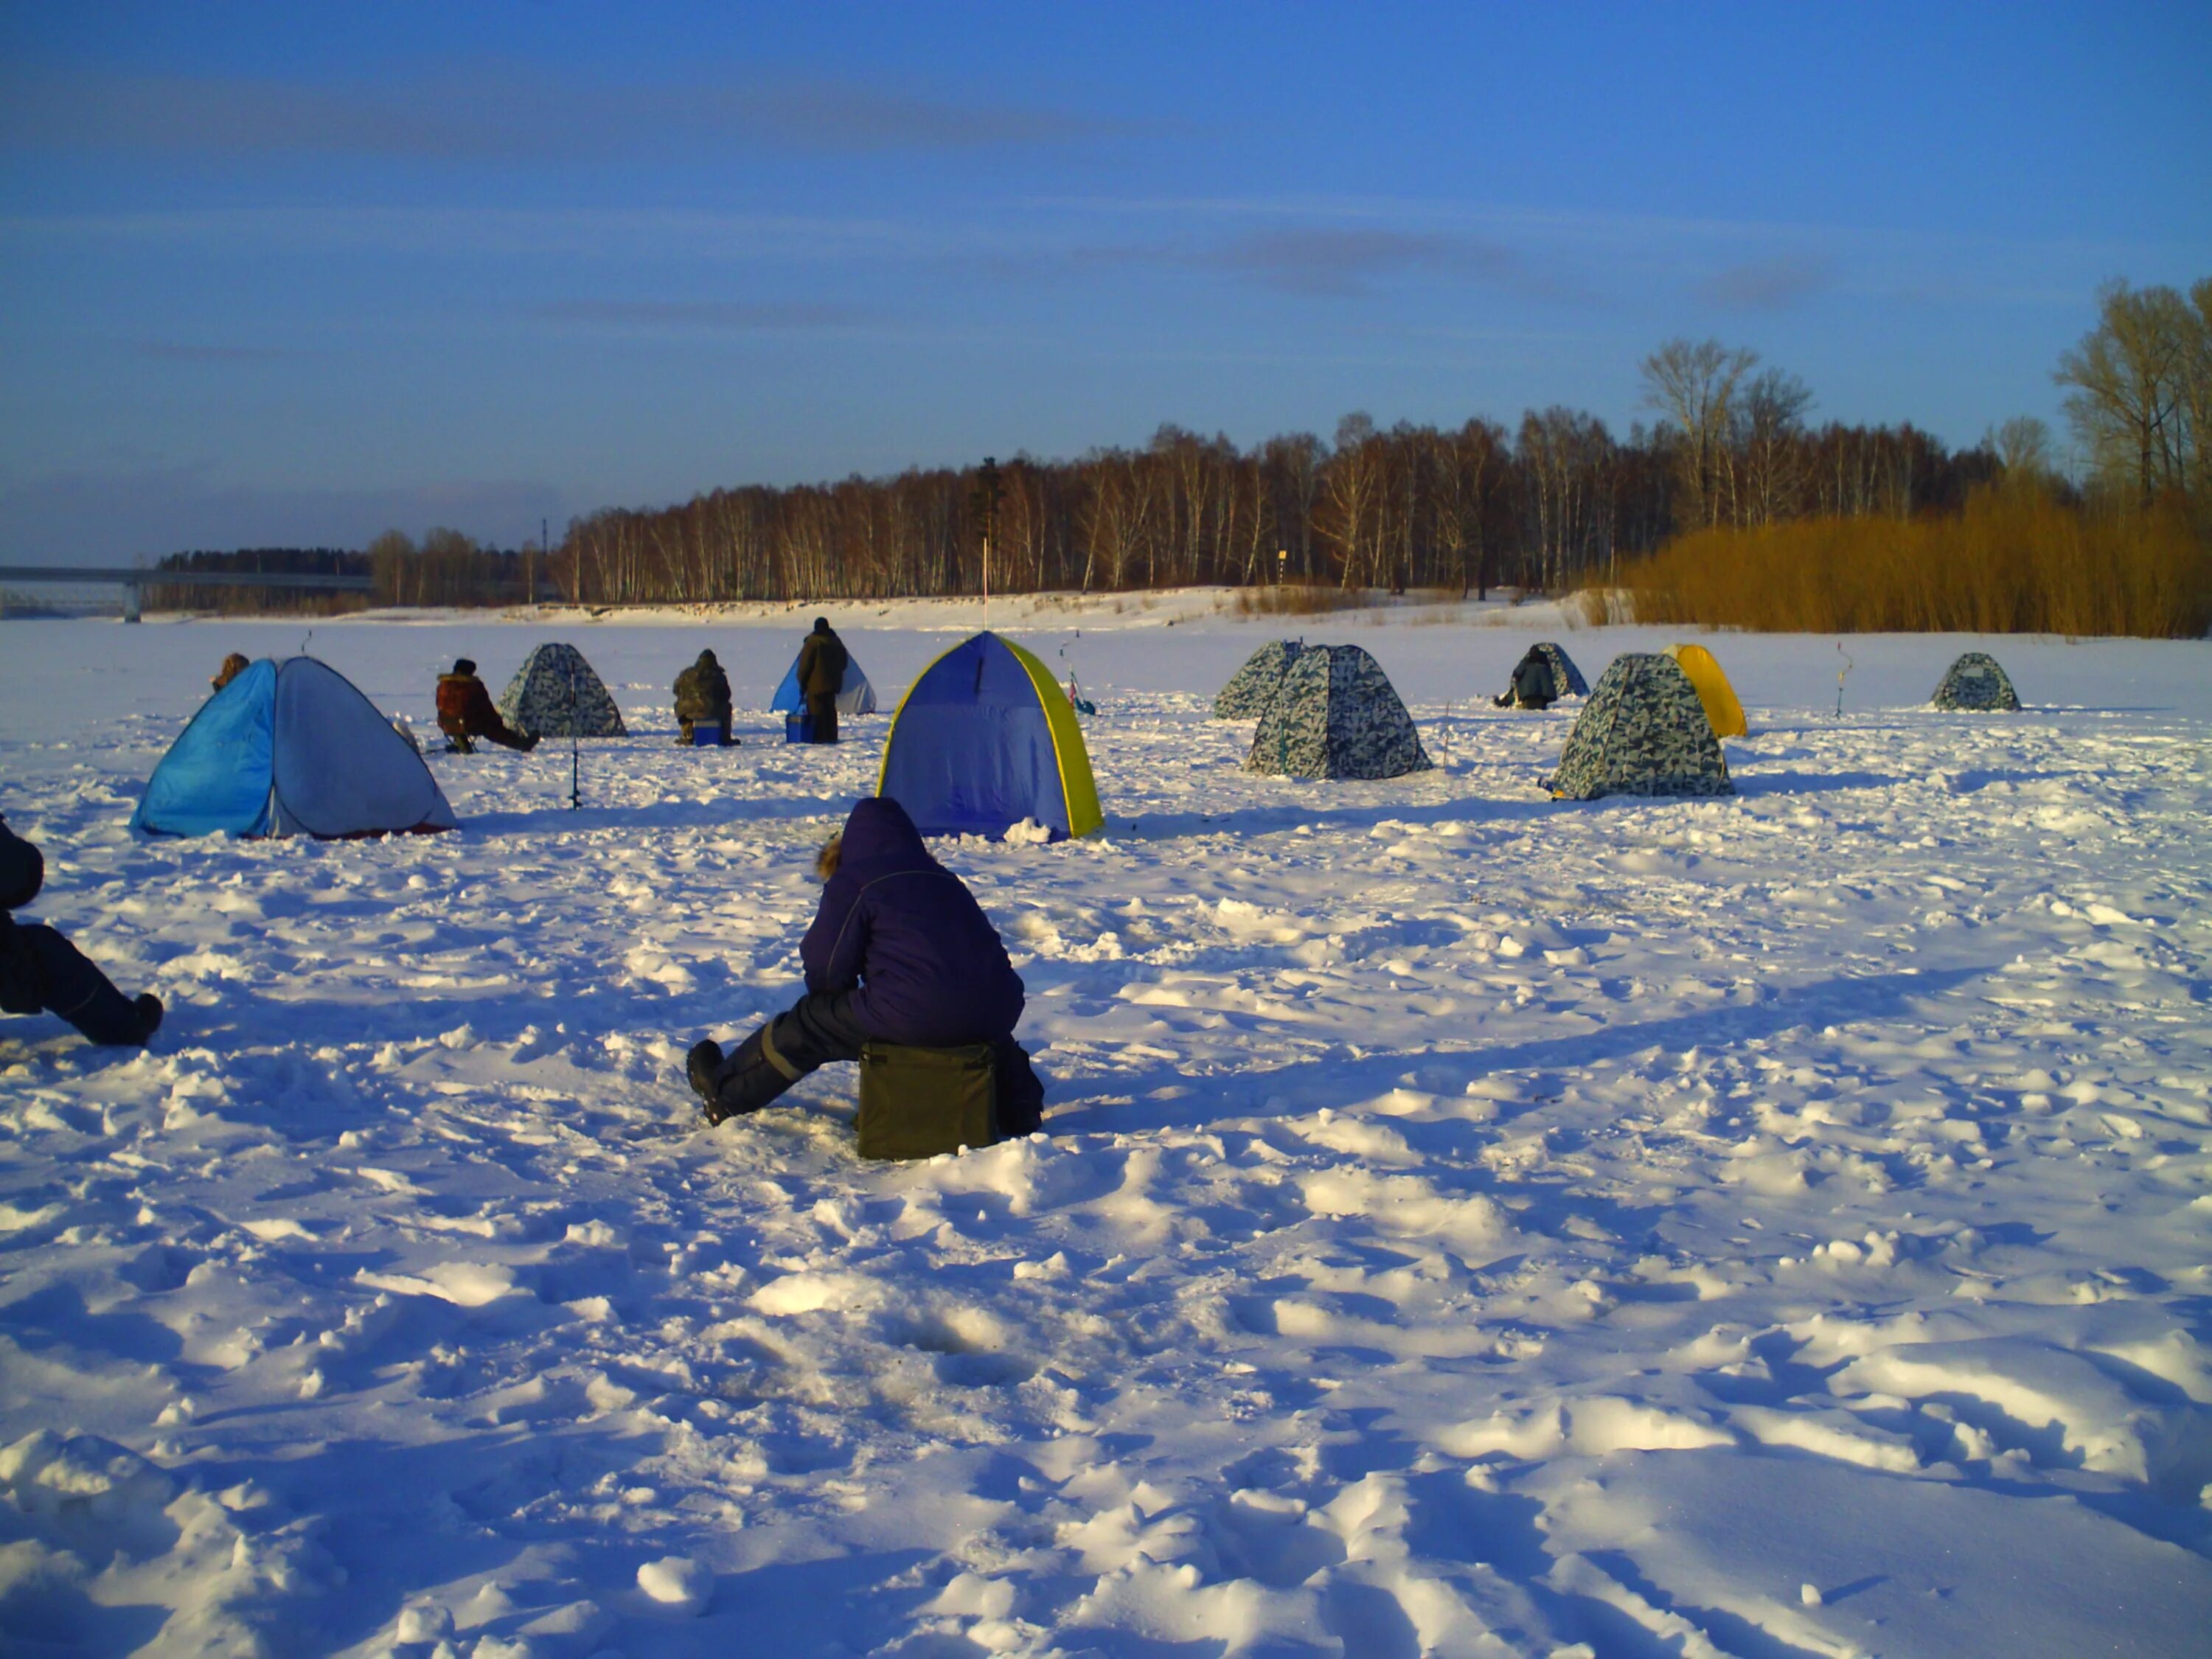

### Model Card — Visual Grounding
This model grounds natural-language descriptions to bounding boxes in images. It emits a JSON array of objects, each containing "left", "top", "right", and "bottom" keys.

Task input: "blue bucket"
[{"left": 784, "top": 712, "right": 814, "bottom": 744}]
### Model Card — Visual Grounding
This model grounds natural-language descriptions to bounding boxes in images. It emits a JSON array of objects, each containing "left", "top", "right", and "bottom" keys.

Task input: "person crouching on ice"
[
  {"left": 686, "top": 796, "right": 1045, "bottom": 1134},
  {"left": 435, "top": 658, "right": 540, "bottom": 754}
]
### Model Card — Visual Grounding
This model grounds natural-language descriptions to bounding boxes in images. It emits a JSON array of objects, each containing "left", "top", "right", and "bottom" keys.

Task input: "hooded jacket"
[
  {"left": 1511, "top": 652, "right": 1556, "bottom": 706},
  {"left": 800, "top": 797, "right": 1024, "bottom": 1045},
  {"left": 0, "top": 815, "right": 43, "bottom": 913},
  {"left": 673, "top": 650, "right": 733, "bottom": 721}
]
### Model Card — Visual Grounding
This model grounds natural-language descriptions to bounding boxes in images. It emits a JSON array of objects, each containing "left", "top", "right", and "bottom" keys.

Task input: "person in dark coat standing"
[
  {"left": 793, "top": 617, "right": 849, "bottom": 745},
  {"left": 1494, "top": 649, "right": 1557, "bottom": 711},
  {"left": 1, "top": 813, "right": 162, "bottom": 1047},
  {"left": 686, "top": 796, "right": 1044, "bottom": 1133},
  {"left": 436, "top": 658, "right": 540, "bottom": 754},
  {"left": 672, "top": 649, "right": 734, "bottom": 746}
]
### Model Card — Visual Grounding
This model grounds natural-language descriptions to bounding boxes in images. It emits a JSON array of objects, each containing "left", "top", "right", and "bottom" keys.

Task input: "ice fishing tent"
[
  {"left": 1503, "top": 641, "right": 1590, "bottom": 704},
  {"left": 498, "top": 643, "right": 627, "bottom": 737},
  {"left": 769, "top": 647, "right": 878, "bottom": 716},
  {"left": 1931, "top": 651, "right": 2020, "bottom": 711},
  {"left": 1244, "top": 644, "right": 1434, "bottom": 780},
  {"left": 879, "top": 632, "right": 1103, "bottom": 841},
  {"left": 1545, "top": 653, "right": 1734, "bottom": 801},
  {"left": 1664, "top": 643, "right": 1747, "bottom": 737},
  {"left": 1213, "top": 640, "right": 1304, "bottom": 718},
  {"left": 131, "top": 657, "right": 458, "bottom": 838}
]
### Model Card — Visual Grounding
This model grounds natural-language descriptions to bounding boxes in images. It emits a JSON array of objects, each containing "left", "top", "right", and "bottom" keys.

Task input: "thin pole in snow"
[{"left": 567, "top": 660, "right": 581, "bottom": 810}]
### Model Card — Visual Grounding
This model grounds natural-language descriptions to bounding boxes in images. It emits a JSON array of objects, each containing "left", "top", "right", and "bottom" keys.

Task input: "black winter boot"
[
  {"left": 134, "top": 995, "right": 162, "bottom": 1042},
  {"left": 686, "top": 1040, "right": 723, "bottom": 1105},
  {"left": 700, "top": 1026, "right": 801, "bottom": 1125}
]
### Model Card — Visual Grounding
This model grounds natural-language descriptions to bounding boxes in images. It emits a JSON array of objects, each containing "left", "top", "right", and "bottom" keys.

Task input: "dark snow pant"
[
  {"left": 707, "top": 989, "right": 1043, "bottom": 1135},
  {"left": 805, "top": 692, "right": 839, "bottom": 745},
  {"left": 439, "top": 716, "right": 536, "bottom": 754},
  {"left": 0, "top": 922, "right": 148, "bottom": 1046}
]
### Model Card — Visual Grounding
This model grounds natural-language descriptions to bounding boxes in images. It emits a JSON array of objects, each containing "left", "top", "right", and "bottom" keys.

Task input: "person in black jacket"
[
  {"left": 793, "top": 617, "right": 849, "bottom": 745},
  {"left": 686, "top": 796, "right": 1043, "bottom": 1132},
  {"left": 1494, "top": 648, "right": 1557, "bottom": 711},
  {"left": 1, "top": 813, "right": 162, "bottom": 1047}
]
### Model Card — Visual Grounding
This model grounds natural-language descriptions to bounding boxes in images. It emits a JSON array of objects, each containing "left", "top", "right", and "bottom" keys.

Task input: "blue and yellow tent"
[{"left": 878, "top": 632, "right": 1102, "bottom": 841}]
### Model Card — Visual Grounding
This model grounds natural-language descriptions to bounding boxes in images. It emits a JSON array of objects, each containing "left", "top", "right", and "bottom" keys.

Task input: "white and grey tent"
[
  {"left": 1214, "top": 640, "right": 1304, "bottom": 718},
  {"left": 1244, "top": 644, "right": 1433, "bottom": 779},
  {"left": 1544, "top": 653, "right": 1733, "bottom": 801},
  {"left": 770, "top": 647, "right": 877, "bottom": 717},
  {"left": 499, "top": 643, "right": 627, "bottom": 737},
  {"left": 1930, "top": 651, "right": 2020, "bottom": 712},
  {"left": 131, "top": 656, "right": 458, "bottom": 838}
]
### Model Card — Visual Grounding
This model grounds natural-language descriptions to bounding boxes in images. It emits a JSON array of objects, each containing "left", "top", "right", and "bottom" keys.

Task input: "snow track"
[{"left": 3, "top": 611, "right": 2210, "bottom": 1657}]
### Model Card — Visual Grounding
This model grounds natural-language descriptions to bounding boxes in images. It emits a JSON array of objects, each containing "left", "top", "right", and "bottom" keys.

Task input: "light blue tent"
[
  {"left": 768, "top": 645, "right": 877, "bottom": 716},
  {"left": 131, "top": 657, "right": 457, "bottom": 838},
  {"left": 877, "top": 633, "right": 1102, "bottom": 841}
]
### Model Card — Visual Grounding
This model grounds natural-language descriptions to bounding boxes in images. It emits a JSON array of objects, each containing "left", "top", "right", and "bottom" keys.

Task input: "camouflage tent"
[
  {"left": 1214, "top": 640, "right": 1304, "bottom": 718},
  {"left": 1501, "top": 641, "right": 1590, "bottom": 705},
  {"left": 1930, "top": 651, "right": 2020, "bottom": 712},
  {"left": 1544, "top": 653, "right": 1733, "bottom": 801},
  {"left": 498, "top": 642, "right": 627, "bottom": 737},
  {"left": 1244, "top": 644, "right": 1433, "bottom": 780}
]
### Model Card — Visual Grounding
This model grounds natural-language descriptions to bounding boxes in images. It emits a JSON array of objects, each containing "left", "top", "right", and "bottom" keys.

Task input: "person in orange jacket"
[{"left": 435, "top": 659, "right": 539, "bottom": 754}]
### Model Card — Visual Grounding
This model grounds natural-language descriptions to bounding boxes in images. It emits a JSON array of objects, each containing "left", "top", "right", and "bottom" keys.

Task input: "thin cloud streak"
[
  {"left": 130, "top": 341, "right": 290, "bottom": 363},
  {"left": 0, "top": 205, "right": 1012, "bottom": 265},
  {"left": 0, "top": 69, "right": 1130, "bottom": 161},
  {"left": 1209, "top": 226, "right": 1535, "bottom": 298},
  {"left": 538, "top": 299, "right": 867, "bottom": 330}
]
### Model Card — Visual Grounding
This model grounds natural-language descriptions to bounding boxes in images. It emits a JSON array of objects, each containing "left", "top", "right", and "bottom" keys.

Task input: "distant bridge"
[{"left": 0, "top": 566, "right": 375, "bottom": 622}]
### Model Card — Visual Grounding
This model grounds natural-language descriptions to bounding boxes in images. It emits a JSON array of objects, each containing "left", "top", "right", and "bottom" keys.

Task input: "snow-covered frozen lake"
[{"left": 4, "top": 598, "right": 2211, "bottom": 1658}]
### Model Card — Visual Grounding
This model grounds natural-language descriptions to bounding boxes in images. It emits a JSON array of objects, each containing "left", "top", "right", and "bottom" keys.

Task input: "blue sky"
[{"left": 3, "top": 1, "right": 2207, "bottom": 564}]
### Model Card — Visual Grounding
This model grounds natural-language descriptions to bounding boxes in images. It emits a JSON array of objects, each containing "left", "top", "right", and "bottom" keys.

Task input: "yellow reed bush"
[
  {"left": 1615, "top": 490, "right": 2210, "bottom": 637},
  {"left": 1233, "top": 582, "right": 1369, "bottom": 617}
]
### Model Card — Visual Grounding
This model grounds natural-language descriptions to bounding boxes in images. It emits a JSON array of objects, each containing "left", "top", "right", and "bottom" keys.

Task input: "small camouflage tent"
[
  {"left": 1244, "top": 644, "right": 1433, "bottom": 780},
  {"left": 1931, "top": 651, "right": 2020, "bottom": 712},
  {"left": 1501, "top": 641, "right": 1590, "bottom": 705},
  {"left": 498, "top": 643, "right": 627, "bottom": 737},
  {"left": 1214, "top": 640, "right": 1304, "bottom": 718},
  {"left": 1545, "top": 653, "right": 1733, "bottom": 801}
]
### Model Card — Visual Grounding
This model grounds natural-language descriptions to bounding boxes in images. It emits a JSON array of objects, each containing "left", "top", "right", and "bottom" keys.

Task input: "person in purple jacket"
[{"left": 685, "top": 796, "right": 1046, "bottom": 1133}]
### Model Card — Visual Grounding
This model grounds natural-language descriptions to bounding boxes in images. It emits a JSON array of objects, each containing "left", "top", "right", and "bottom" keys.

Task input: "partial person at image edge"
[{"left": 0, "top": 813, "right": 162, "bottom": 1047}]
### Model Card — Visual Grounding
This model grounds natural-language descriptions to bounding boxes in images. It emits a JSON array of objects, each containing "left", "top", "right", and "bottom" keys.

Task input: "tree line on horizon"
[{"left": 148, "top": 275, "right": 2211, "bottom": 634}]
